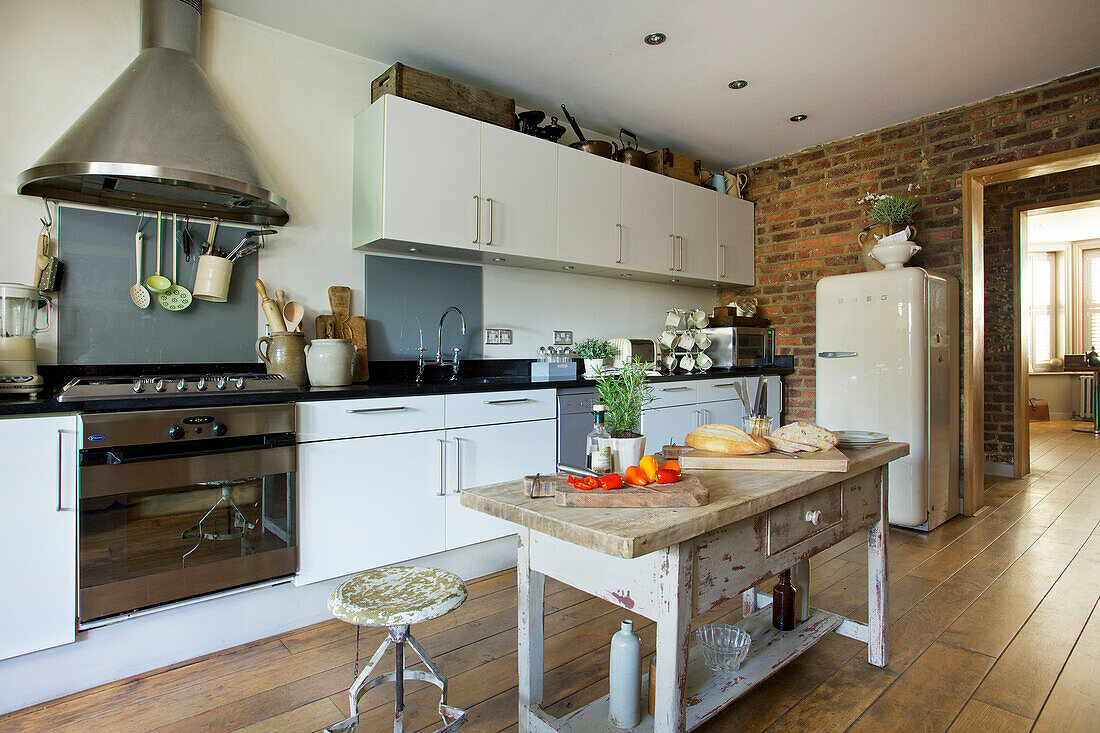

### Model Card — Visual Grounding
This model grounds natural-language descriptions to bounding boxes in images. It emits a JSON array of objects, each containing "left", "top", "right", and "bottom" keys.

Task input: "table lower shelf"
[{"left": 528, "top": 606, "right": 845, "bottom": 732}]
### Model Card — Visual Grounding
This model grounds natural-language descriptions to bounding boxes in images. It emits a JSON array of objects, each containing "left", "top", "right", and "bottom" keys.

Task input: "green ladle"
[{"left": 145, "top": 212, "right": 172, "bottom": 294}]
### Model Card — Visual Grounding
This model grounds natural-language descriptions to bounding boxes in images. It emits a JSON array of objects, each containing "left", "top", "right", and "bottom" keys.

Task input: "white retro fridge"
[{"left": 816, "top": 268, "right": 959, "bottom": 530}]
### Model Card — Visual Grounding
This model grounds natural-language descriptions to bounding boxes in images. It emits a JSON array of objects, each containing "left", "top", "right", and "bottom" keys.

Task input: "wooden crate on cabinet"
[
  {"left": 646, "top": 148, "right": 702, "bottom": 184},
  {"left": 371, "top": 62, "right": 516, "bottom": 129}
]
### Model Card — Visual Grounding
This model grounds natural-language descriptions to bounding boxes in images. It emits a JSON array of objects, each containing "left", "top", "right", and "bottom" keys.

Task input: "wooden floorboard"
[{"left": 3, "top": 420, "right": 1099, "bottom": 733}]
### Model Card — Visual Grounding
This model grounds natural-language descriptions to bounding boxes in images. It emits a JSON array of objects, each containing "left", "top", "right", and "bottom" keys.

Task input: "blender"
[{"left": 0, "top": 283, "right": 51, "bottom": 397}]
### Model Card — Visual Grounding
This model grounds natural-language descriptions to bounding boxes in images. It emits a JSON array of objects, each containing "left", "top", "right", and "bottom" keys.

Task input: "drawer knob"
[{"left": 805, "top": 510, "right": 822, "bottom": 526}]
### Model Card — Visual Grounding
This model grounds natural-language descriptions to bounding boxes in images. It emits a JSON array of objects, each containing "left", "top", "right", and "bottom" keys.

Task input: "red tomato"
[
  {"left": 598, "top": 473, "right": 624, "bottom": 490},
  {"left": 655, "top": 469, "right": 681, "bottom": 485}
]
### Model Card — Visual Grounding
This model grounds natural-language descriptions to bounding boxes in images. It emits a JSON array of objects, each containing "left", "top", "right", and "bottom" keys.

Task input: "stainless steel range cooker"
[{"left": 58, "top": 371, "right": 297, "bottom": 402}]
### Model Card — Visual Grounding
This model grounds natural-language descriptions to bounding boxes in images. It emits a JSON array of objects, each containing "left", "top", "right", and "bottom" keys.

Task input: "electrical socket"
[
  {"left": 499, "top": 329, "right": 512, "bottom": 344},
  {"left": 553, "top": 330, "right": 573, "bottom": 345},
  {"left": 485, "top": 328, "right": 513, "bottom": 345}
]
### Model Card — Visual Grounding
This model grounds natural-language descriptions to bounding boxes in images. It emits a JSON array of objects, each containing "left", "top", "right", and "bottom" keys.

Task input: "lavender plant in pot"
[
  {"left": 575, "top": 337, "right": 617, "bottom": 377},
  {"left": 595, "top": 357, "right": 656, "bottom": 473}
]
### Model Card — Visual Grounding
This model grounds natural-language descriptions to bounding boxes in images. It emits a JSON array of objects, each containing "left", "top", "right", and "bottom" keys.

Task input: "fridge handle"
[{"left": 818, "top": 351, "right": 859, "bottom": 358}]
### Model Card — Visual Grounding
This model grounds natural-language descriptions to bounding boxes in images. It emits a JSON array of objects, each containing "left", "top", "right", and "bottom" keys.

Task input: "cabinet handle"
[
  {"left": 486, "top": 197, "right": 495, "bottom": 245},
  {"left": 473, "top": 195, "right": 481, "bottom": 244},
  {"left": 668, "top": 234, "right": 675, "bottom": 271},
  {"left": 57, "top": 429, "right": 65, "bottom": 512},
  {"left": 437, "top": 438, "right": 447, "bottom": 496},
  {"left": 616, "top": 223, "right": 623, "bottom": 264},
  {"left": 454, "top": 437, "right": 463, "bottom": 494},
  {"left": 805, "top": 510, "right": 822, "bottom": 526},
  {"left": 720, "top": 244, "right": 727, "bottom": 278},
  {"left": 346, "top": 406, "right": 408, "bottom": 414},
  {"left": 676, "top": 235, "right": 684, "bottom": 272},
  {"left": 661, "top": 387, "right": 691, "bottom": 392},
  {"left": 711, "top": 382, "right": 738, "bottom": 388},
  {"left": 483, "top": 398, "right": 531, "bottom": 405}
]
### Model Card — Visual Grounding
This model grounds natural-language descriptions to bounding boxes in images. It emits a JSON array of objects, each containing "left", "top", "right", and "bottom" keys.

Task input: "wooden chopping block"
[
  {"left": 523, "top": 474, "right": 556, "bottom": 498},
  {"left": 550, "top": 473, "right": 709, "bottom": 508},
  {"left": 679, "top": 446, "right": 850, "bottom": 472},
  {"left": 315, "top": 313, "right": 369, "bottom": 382}
]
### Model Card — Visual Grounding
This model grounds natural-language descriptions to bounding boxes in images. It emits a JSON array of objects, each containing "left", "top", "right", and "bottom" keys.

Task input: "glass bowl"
[{"left": 695, "top": 624, "right": 751, "bottom": 674}]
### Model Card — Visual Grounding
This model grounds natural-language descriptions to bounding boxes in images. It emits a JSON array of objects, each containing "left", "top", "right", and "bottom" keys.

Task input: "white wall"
[
  {"left": 0, "top": 0, "right": 717, "bottom": 366},
  {"left": 1029, "top": 372, "right": 1079, "bottom": 420}
]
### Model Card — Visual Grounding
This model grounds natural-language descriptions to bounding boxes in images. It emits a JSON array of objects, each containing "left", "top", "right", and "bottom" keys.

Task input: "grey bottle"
[{"left": 608, "top": 619, "right": 642, "bottom": 728}]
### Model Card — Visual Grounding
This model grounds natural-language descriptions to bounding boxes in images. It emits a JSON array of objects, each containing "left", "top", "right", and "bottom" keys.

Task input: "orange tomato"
[
  {"left": 640, "top": 455, "right": 660, "bottom": 482},
  {"left": 624, "top": 465, "right": 649, "bottom": 487},
  {"left": 655, "top": 468, "right": 681, "bottom": 484},
  {"left": 660, "top": 460, "right": 681, "bottom": 474}
]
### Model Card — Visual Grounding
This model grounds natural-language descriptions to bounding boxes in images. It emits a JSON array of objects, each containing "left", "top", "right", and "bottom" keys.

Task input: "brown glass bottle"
[{"left": 772, "top": 569, "right": 796, "bottom": 631}]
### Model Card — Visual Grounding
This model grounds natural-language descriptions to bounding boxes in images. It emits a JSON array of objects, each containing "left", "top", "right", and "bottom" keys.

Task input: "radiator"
[{"left": 1078, "top": 374, "right": 1095, "bottom": 420}]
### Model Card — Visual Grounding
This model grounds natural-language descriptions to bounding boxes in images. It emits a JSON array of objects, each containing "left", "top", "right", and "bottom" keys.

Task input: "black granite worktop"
[{"left": 0, "top": 357, "right": 794, "bottom": 417}]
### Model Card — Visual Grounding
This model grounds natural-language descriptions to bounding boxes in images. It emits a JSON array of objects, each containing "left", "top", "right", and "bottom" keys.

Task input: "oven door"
[{"left": 77, "top": 438, "right": 296, "bottom": 624}]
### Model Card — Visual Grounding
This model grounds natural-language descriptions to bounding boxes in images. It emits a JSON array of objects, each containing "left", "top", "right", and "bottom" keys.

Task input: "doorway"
[{"left": 1016, "top": 197, "right": 1100, "bottom": 476}]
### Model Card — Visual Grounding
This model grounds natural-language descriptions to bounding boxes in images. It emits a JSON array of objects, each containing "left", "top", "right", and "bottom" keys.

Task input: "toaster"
[{"left": 608, "top": 338, "right": 660, "bottom": 368}]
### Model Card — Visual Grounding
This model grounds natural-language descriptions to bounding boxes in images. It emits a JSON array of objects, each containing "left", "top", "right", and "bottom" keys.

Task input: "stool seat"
[{"left": 329, "top": 566, "right": 468, "bottom": 627}]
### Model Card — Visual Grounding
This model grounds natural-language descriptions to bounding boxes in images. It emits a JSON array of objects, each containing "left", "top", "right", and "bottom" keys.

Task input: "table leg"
[
  {"left": 867, "top": 465, "right": 889, "bottom": 667},
  {"left": 653, "top": 542, "right": 693, "bottom": 732},
  {"left": 517, "top": 528, "right": 544, "bottom": 731},
  {"left": 741, "top": 587, "right": 758, "bottom": 617},
  {"left": 792, "top": 559, "right": 810, "bottom": 623},
  {"left": 1073, "top": 373, "right": 1100, "bottom": 433}
]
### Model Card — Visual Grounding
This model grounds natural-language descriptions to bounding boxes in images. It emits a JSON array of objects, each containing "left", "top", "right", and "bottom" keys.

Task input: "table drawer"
[
  {"left": 767, "top": 484, "right": 842, "bottom": 555},
  {"left": 297, "top": 395, "right": 445, "bottom": 442},
  {"left": 445, "top": 389, "right": 556, "bottom": 428},
  {"left": 650, "top": 381, "right": 698, "bottom": 408}
]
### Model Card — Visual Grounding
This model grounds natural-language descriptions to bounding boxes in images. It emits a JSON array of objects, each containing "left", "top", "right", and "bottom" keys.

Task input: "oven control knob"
[
  {"left": 212, "top": 422, "right": 228, "bottom": 437},
  {"left": 132, "top": 380, "right": 145, "bottom": 394},
  {"left": 154, "top": 379, "right": 166, "bottom": 393},
  {"left": 196, "top": 378, "right": 207, "bottom": 391},
  {"left": 168, "top": 426, "right": 184, "bottom": 440},
  {"left": 176, "top": 379, "right": 187, "bottom": 392},
  {"left": 234, "top": 377, "right": 246, "bottom": 390},
  {"left": 216, "top": 377, "right": 228, "bottom": 391}
]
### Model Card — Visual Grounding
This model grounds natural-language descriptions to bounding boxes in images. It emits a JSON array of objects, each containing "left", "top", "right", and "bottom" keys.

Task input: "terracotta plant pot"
[{"left": 858, "top": 223, "right": 918, "bottom": 272}]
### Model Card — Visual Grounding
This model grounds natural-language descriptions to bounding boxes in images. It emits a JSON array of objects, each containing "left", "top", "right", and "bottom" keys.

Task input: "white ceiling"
[
  {"left": 1028, "top": 204, "right": 1100, "bottom": 244},
  {"left": 208, "top": 0, "right": 1100, "bottom": 169}
]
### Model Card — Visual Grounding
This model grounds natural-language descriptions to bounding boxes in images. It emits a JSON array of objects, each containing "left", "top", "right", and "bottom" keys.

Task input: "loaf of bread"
[
  {"left": 771, "top": 421, "right": 838, "bottom": 450},
  {"left": 685, "top": 424, "right": 770, "bottom": 455}
]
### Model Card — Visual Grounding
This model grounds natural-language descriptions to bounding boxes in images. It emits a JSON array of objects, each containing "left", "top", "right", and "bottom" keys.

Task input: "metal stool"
[{"left": 325, "top": 566, "right": 468, "bottom": 733}]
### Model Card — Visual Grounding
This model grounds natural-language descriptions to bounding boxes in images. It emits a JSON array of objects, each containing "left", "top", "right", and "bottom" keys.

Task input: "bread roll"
[
  {"left": 765, "top": 435, "right": 821, "bottom": 453},
  {"left": 686, "top": 424, "right": 769, "bottom": 455},
  {"left": 772, "top": 421, "right": 838, "bottom": 450}
]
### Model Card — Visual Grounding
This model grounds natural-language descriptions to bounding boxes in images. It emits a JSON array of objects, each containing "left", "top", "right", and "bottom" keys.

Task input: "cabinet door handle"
[
  {"left": 57, "top": 429, "right": 65, "bottom": 512},
  {"left": 720, "top": 244, "right": 727, "bottom": 278},
  {"left": 346, "top": 406, "right": 408, "bottom": 414},
  {"left": 676, "top": 235, "right": 684, "bottom": 272},
  {"left": 454, "top": 437, "right": 463, "bottom": 493},
  {"left": 486, "top": 197, "right": 495, "bottom": 245},
  {"left": 437, "top": 438, "right": 447, "bottom": 496},
  {"left": 711, "top": 382, "right": 738, "bottom": 388},
  {"left": 662, "top": 386, "right": 691, "bottom": 392},
  {"left": 616, "top": 223, "right": 623, "bottom": 264},
  {"left": 473, "top": 195, "right": 481, "bottom": 244},
  {"left": 483, "top": 398, "right": 531, "bottom": 405},
  {"left": 668, "top": 234, "right": 675, "bottom": 271}
]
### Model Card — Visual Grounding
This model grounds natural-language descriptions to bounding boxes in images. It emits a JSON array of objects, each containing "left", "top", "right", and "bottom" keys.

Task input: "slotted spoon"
[{"left": 158, "top": 213, "right": 193, "bottom": 311}]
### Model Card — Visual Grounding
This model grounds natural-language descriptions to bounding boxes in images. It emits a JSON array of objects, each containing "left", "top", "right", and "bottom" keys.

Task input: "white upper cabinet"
[
  {"left": 672, "top": 180, "right": 718, "bottom": 280},
  {"left": 620, "top": 165, "right": 676, "bottom": 274},
  {"left": 556, "top": 145, "right": 622, "bottom": 269},
  {"left": 717, "top": 194, "right": 755, "bottom": 286},
  {"left": 353, "top": 97, "right": 755, "bottom": 287},
  {"left": 355, "top": 95, "right": 481, "bottom": 251},
  {"left": 480, "top": 123, "right": 557, "bottom": 259}
]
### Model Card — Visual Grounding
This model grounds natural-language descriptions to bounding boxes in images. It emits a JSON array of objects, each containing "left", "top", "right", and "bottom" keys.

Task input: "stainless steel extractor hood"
[{"left": 17, "top": 0, "right": 289, "bottom": 226}]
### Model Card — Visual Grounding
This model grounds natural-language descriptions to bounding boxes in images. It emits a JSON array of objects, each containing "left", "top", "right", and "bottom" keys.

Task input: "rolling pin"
[{"left": 255, "top": 279, "right": 288, "bottom": 332}]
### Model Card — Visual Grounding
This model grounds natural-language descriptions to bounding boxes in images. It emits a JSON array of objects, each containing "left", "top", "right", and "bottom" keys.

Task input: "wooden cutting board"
[
  {"left": 315, "top": 317, "right": 369, "bottom": 383},
  {"left": 678, "top": 446, "right": 849, "bottom": 472},
  {"left": 549, "top": 474, "right": 709, "bottom": 508}
]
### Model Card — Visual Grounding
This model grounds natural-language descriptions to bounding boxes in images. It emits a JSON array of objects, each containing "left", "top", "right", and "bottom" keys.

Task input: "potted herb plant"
[
  {"left": 575, "top": 338, "right": 617, "bottom": 377},
  {"left": 594, "top": 357, "right": 656, "bottom": 472},
  {"left": 857, "top": 184, "right": 920, "bottom": 271}
]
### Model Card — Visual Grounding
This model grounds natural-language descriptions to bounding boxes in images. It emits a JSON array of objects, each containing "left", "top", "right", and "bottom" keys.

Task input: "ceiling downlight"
[
  {"left": 789, "top": 114, "right": 808, "bottom": 122},
  {"left": 644, "top": 32, "right": 667, "bottom": 45},
  {"left": 728, "top": 80, "right": 748, "bottom": 90}
]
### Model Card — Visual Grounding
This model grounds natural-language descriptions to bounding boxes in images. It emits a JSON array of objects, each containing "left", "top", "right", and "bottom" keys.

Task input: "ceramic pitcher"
[{"left": 256, "top": 332, "right": 308, "bottom": 386}]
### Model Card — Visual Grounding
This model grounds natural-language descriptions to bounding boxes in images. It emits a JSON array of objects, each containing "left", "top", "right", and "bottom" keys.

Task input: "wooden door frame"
[
  {"left": 961, "top": 143, "right": 1100, "bottom": 514},
  {"left": 1013, "top": 194, "right": 1100, "bottom": 478}
]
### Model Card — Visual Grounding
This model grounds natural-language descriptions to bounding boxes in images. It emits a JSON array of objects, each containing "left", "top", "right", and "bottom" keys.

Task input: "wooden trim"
[
  {"left": 960, "top": 143, "right": 1100, "bottom": 514},
  {"left": 1014, "top": 208, "right": 1030, "bottom": 479}
]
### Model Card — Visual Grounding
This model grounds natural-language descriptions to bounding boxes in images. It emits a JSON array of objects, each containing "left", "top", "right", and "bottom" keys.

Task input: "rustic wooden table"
[{"left": 461, "top": 442, "right": 909, "bottom": 732}]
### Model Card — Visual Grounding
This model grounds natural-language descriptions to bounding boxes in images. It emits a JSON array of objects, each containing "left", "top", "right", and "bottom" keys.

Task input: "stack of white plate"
[{"left": 835, "top": 430, "right": 889, "bottom": 449}]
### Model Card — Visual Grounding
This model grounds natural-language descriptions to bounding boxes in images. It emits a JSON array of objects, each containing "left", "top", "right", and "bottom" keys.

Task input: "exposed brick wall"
[
  {"left": 719, "top": 67, "right": 1100, "bottom": 455},
  {"left": 983, "top": 168, "right": 1100, "bottom": 463}
]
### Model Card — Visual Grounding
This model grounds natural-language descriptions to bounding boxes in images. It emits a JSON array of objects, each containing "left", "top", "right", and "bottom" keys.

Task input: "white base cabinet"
[
  {"left": 642, "top": 376, "right": 783, "bottom": 447},
  {"left": 0, "top": 415, "right": 77, "bottom": 661},
  {"left": 296, "top": 390, "right": 556, "bottom": 586}
]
